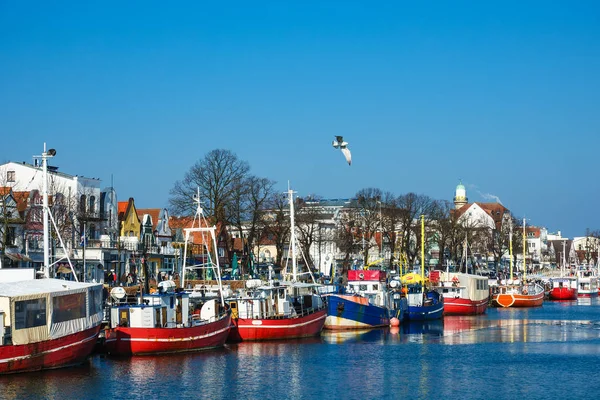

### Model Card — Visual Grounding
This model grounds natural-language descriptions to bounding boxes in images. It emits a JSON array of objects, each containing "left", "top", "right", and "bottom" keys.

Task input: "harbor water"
[{"left": 3, "top": 298, "right": 600, "bottom": 400}]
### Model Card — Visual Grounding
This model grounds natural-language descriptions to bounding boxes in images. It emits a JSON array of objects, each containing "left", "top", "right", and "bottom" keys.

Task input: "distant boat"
[
  {"left": 548, "top": 241, "right": 577, "bottom": 300},
  {"left": 491, "top": 219, "right": 544, "bottom": 308},
  {"left": 103, "top": 190, "right": 231, "bottom": 355},
  {"left": 323, "top": 270, "right": 407, "bottom": 330},
  {"left": 576, "top": 267, "right": 598, "bottom": 298},
  {"left": 431, "top": 270, "right": 489, "bottom": 315},
  {"left": 548, "top": 277, "right": 578, "bottom": 300},
  {"left": 491, "top": 281, "right": 545, "bottom": 307}
]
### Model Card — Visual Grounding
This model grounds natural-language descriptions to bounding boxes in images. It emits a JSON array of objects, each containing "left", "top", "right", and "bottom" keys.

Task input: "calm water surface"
[{"left": 3, "top": 298, "right": 600, "bottom": 400}]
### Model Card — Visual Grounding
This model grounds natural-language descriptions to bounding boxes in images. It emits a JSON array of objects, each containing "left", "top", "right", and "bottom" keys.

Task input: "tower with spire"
[{"left": 454, "top": 180, "right": 468, "bottom": 209}]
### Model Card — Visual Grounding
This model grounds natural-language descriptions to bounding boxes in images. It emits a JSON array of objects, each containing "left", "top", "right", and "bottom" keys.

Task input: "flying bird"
[{"left": 332, "top": 135, "right": 352, "bottom": 166}]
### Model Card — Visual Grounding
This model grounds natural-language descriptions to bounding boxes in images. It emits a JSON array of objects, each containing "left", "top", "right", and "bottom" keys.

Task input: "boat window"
[
  {"left": 53, "top": 293, "right": 86, "bottom": 323},
  {"left": 372, "top": 284, "right": 378, "bottom": 291},
  {"left": 89, "top": 287, "right": 103, "bottom": 316},
  {"left": 15, "top": 298, "right": 47, "bottom": 329},
  {"left": 170, "top": 296, "right": 175, "bottom": 309},
  {"left": 359, "top": 285, "right": 367, "bottom": 291},
  {"left": 279, "top": 289, "right": 285, "bottom": 299}
]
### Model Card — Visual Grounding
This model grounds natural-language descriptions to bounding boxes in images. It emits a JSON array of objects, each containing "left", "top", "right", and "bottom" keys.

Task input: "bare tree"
[
  {"left": 397, "top": 193, "right": 435, "bottom": 267},
  {"left": 294, "top": 195, "right": 323, "bottom": 270},
  {"left": 169, "top": 149, "right": 250, "bottom": 225},
  {"left": 355, "top": 188, "right": 383, "bottom": 265},
  {"left": 229, "top": 175, "right": 276, "bottom": 273},
  {"left": 333, "top": 207, "right": 363, "bottom": 280},
  {"left": 428, "top": 199, "right": 461, "bottom": 269},
  {"left": 264, "top": 192, "right": 291, "bottom": 269}
]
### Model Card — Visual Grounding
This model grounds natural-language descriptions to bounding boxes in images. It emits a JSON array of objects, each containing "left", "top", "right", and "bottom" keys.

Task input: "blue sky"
[{"left": 1, "top": 1, "right": 599, "bottom": 238}]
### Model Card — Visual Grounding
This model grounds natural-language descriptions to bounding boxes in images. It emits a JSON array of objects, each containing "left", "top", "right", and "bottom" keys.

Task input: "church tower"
[{"left": 454, "top": 181, "right": 468, "bottom": 209}]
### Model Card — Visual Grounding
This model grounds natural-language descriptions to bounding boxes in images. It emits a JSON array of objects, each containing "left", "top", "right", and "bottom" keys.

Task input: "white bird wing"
[{"left": 341, "top": 147, "right": 352, "bottom": 165}]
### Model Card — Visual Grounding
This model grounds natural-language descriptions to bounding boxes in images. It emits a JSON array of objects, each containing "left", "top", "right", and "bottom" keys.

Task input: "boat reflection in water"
[
  {"left": 402, "top": 320, "right": 444, "bottom": 336},
  {"left": 321, "top": 328, "right": 390, "bottom": 344},
  {"left": 577, "top": 297, "right": 592, "bottom": 306}
]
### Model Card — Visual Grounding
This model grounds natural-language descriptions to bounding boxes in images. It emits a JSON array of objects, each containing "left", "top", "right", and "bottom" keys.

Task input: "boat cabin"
[
  {"left": 109, "top": 280, "right": 219, "bottom": 329},
  {"left": 346, "top": 270, "right": 389, "bottom": 308},
  {"left": 228, "top": 281, "right": 324, "bottom": 320}
]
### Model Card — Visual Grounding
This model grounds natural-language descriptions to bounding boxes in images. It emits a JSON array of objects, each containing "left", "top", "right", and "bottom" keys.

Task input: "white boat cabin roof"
[{"left": 0, "top": 278, "right": 99, "bottom": 298}]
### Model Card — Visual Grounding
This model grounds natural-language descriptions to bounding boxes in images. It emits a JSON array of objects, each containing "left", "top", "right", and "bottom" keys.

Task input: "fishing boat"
[
  {"left": 431, "top": 270, "right": 489, "bottom": 315},
  {"left": 491, "top": 219, "right": 544, "bottom": 308},
  {"left": 103, "top": 190, "right": 231, "bottom": 355},
  {"left": 576, "top": 267, "right": 598, "bottom": 298},
  {"left": 323, "top": 270, "right": 407, "bottom": 330},
  {"left": 0, "top": 144, "right": 104, "bottom": 374},
  {"left": 226, "top": 187, "right": 326, "bottom": 342},
  {"left": 548, "top": 277, "right": 578, "bottom": 300},
  {"left": 400, "top": 215, "right": 443, "bottom": 321},
  {"left": 548, "top": 241, "right": 578, "bottom": 300}
]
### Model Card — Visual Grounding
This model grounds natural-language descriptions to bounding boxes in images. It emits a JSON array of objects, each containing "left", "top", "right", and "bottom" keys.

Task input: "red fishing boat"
[
  {"left": 227, "top": 282, "right": 326, "bottom": 342},
  {"left": 0, "top": 278, "right": 104, "bottom": 374},
  {"left": 491, "top": 282, "right": 545, "bottom": 307},
  {"left": 0, "top": 144, "right": 103, "bottom": 374},
  {"left": 548, "top": 277, "right": 578, "bottom": 300},
  {"left": 548, "top": 241, "right": 578, "bottom": 300},
  {"left": 491, "top": 218, "right": 544, "bottom": 308},
  {"left": 104, "top": 190, "right": 231, "bottom": 356},
  {"left": 226, "top": 187, "right": 326, "bottom": 342},
  {"left": 103, "top": 282, "right": 231, "bottom": 355},
  {"left": 432, "top": 270, "right": 489, "bottom": 315}
]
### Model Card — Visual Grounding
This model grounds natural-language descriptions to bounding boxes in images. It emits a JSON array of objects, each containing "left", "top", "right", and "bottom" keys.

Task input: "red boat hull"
[
  {"left": 492, "top": 292, "right": 544, "bottom": 308},
  {"left": 104, "top": 312, "right": 231, "bottom": 356},
  {"left": 549, "top": 287, "right": 578, "bottom": 300},
  {"left": 443, "top": 297, "right": 488, "bottom": 315},
  {"left": 0, "top": 325, "right": 101, "bottom": 374},
  {"left": 228, "top": 309, "right": 327, "bottom": 342}
]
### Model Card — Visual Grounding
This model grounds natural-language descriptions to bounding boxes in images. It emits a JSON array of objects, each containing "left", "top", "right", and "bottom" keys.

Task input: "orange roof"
[
  {"left": 170, "top": 216, "right": 212, "bottom": 249},
  {"left": 0, "top": 187, "right": 10, "bottom": 196},
  {"left": 137, "top": 208, "right": 161, "bottom": 230},
  {"left": 118, "top": 201, "right": 128, "bottom": 215},
  {"left": 13, "top": 191, "right": 30, "bottom": 212}
]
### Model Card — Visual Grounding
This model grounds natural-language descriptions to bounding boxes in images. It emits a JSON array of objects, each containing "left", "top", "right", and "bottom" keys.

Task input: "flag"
[{"left": 80, "top": 235, "right": 87, "bottom": 247}]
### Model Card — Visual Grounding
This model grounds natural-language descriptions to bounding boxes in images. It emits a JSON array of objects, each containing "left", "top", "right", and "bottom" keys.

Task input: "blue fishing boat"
[
  {"left": 401, "top": 214, "right": 444, "bottom": 321},
  {"left": 324, "top": 270, "right": 407, "bottom": 330},
  {"left": 404, "top": 283, "right": 444, "bottom": 320}
]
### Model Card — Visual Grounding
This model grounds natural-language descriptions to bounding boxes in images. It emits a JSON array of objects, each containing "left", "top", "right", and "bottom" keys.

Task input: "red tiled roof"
[
  {"left": 118, "top": 201, "right": 128, "bottom": 216},
  {"left": 13, "top": 191, "right": 30, "bottom": 212},
  {"left": 137, "top": 208, "right": 161, "bottom": 230}
]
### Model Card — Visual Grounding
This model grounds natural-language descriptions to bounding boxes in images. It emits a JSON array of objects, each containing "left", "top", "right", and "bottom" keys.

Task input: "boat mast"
[
  {"left": 421, "top": 214, "right": 425, "bottom": 282},
  {"left": 288, "top": 185, "right": 298, "bottom": 282},
  {"left": 523, "top": 218, "right": 526, "bottom": 282},
  {"left": 509, "top": 223, "right": 513, "bottom": 281},
  {"left": 182, "top": 188, "right": 225, "bottom": 307},
  {"left": 42, "top": 144, "right": 51, "bottom": 279},
  {"left": 562, "top": 240, "right": 566, "bottom": 276}
]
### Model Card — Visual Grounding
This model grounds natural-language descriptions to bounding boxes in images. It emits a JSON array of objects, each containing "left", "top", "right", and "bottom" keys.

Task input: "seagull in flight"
[{"left": 332, "top": 136, "right": 352, "bottom": 166}]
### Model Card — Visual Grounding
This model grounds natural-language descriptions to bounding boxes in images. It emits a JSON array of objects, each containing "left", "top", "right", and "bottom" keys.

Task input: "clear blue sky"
[{"left": 1, "top": 1, "right": 599, "bottom": 238}]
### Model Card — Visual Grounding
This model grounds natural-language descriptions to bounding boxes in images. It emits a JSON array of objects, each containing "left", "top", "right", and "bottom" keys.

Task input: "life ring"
[{"left": 359, "top": 273, "right": 364, "bottom": 280}]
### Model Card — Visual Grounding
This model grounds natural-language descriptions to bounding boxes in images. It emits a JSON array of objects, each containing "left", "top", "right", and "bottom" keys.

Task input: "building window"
[
  {"left": 89, "top": 196, "right": 95, "bottom": 213},
  {"left": 7, "top": 171, "right": 15, "bottom": 182},
  {"left": 79, "top": 195, "right": 86, "bottom": 213},
  {"left": 7, "top": 227, "right": 16, "bottom": 246}
]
